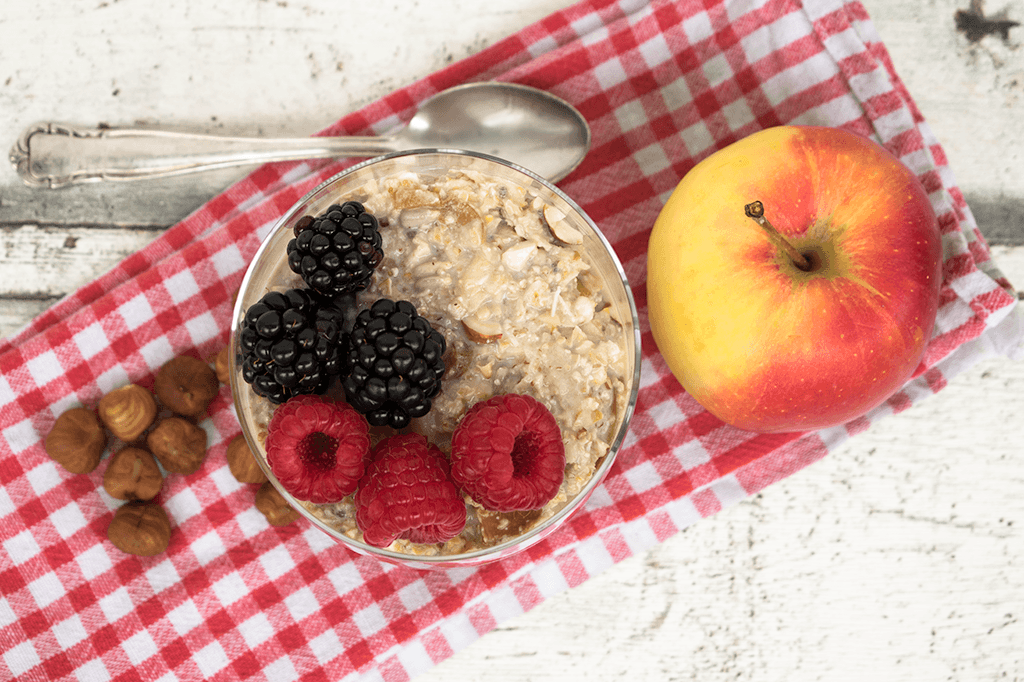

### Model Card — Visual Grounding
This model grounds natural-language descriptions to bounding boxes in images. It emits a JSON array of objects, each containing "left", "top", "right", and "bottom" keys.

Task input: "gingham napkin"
[{"left": 2, "top": 0, "right": 1021, "bottom": 680}]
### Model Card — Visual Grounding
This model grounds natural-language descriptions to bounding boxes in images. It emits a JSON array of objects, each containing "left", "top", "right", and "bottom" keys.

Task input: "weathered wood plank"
[
  {"left": 0, "top": 223, "right": 162, "bottom": 338},
  {"left": 0, "top": 0, "right": 566, "bottom": 226},
  {"left": 0, "top": 223, "right": 161, "bottom": 296},
  {"left": 0, "top": 298, "right": 57, "bottom": 341},
  {"left": 0, "top": 169, "right": 250, "bottom": 229},
  {"left": 860, "top": 0, "right": 1024, "bottom": 247},
  {"left": 1, "top": 0, "right": 1020, "bottom": 244}
]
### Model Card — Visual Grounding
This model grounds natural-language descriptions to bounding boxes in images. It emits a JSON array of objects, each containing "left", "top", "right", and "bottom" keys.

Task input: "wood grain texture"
[
  {"left": 1, "top": 0, "right": 1020, "bottom": 240},
  {"left": 0, "top": 0, "right": 565, "bottom": 226},
  {"left": 861, "top": 0, "right": 1024, "bottom": 243},
  {"left": 1, "top": 1, "right": 1022, "bottom": 681}
]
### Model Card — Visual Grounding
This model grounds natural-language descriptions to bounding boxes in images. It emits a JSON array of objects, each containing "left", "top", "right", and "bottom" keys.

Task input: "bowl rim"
[{"left": 229, "top": 148, "right": 642, "bottom": 567}]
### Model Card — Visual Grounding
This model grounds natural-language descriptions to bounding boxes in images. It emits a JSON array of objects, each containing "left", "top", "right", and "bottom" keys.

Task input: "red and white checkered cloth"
[{"left": 2, "top": 0, "right": 1021, "bottom": 680}]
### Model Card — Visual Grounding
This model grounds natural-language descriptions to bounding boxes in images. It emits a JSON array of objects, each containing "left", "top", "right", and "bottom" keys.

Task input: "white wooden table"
[{"left": 2, "top": 1, "right": 1022, "bottom": 680}]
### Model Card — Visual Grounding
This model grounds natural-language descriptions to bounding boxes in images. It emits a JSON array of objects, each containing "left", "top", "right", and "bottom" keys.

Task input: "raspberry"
[
  {"left": 265, "top": 395, "right": 370, "bottom": 503},
  {"left": 354, "top": 433, "right": 466, "bottom": 548},
  {"left": 449, "top": 394, "right": 565, "bottom": 512}
]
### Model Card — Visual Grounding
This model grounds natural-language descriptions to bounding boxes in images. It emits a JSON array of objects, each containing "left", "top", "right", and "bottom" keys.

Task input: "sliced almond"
[
  {"left": 501, "top": 242, "right": 537, "bottom": 271},
  {"left": 543, "top": 205, "right": 584, "bottom": 245},
  {"left": 461, "top": 315, "right": 502, "bottom": 343}
]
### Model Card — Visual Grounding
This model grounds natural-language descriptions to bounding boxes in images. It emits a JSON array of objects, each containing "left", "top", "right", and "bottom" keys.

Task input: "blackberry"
[
  {"left": 238, "top": 288, "right": 346, "bottom": 403},
  {"left": 287, "top": 201, "right": 384, "bottom": 298},
  {"left": 341, "top": 299, "right": 447, "bottom": 429}
]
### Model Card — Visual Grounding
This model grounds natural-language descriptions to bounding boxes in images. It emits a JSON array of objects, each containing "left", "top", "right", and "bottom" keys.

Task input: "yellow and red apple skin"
[{"left": 647, "top": 126, "right": 943, "bottom": 433}]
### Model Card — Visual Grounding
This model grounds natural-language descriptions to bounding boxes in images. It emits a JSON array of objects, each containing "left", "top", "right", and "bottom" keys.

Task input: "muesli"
[{"left": 241, "top": 167, "right": 631, "bottom": 556}]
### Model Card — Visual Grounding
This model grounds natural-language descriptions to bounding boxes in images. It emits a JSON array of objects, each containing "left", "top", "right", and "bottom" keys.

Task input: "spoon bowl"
[
  {"left": 395, "top": 82, "right": 591, "bottom": 181},
  {"left": 10, "top": 82, "right": 592, "bottom": 188}
]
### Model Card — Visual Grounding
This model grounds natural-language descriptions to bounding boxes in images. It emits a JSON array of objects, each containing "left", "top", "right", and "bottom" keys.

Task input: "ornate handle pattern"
[{"left": 9, "top": 122, "right": 398, "bottom": 188}]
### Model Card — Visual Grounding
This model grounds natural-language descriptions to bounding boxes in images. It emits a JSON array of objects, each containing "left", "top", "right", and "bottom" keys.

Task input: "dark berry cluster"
[
  {"left": 240, "top": 203, "right": 448, "bottom": 426},
  {"left": 287, "top": 201, "right": 383, "bottom": 298},
  {"left": 341, "top": 299, "right": 447, "bottom": 429},
  {"left": 238, "top": 289, "right": 345, "bottom": 403}
]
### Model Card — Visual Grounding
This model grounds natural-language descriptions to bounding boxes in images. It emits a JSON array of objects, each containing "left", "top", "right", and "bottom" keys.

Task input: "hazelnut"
[
  {"left": 44, "top": 407, "right": 107, "bottom": 473},
  {"left": 154, "top": 356, "right": 219, "bottom": 418},
  {"left": 256, "top": 482, "right": 300, "bottom": 526},
  {"left": 97, "top": 384, "right": 157, "bottom": 442},
  {"left": 147, "top": 417, "right": 208, "bottom": 474},
  {"left": 214, "top": 346, "right": 231, "bottom": 384},
  {"left": 107, "top": 501, "right": 171, "bottom": 556},
  {"left": 226, "top": 434, "right": 267, "bottom": 484},
  {"left": 103, "top": 447, "right": 162, "bottom": 501}
]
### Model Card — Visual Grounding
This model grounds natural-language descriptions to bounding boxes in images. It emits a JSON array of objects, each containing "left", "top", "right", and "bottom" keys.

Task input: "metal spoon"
[{"left": 10, "top": 82, "right": 591, "bottom": 189}]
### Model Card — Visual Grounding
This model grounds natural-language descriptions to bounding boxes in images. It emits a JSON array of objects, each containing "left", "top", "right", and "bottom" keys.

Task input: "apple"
[{"left": 646, "top": 125, "right": 943, "bottom": 433}]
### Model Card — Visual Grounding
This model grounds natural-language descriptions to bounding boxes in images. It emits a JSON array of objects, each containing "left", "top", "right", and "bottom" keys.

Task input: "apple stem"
[{"left": 744, "top": 201, "right": 811, "bottom": 271}]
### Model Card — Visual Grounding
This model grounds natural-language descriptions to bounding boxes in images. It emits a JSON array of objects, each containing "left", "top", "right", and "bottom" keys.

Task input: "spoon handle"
[{"left": 9, "top": 122, "right": 400, "bottom": 188}]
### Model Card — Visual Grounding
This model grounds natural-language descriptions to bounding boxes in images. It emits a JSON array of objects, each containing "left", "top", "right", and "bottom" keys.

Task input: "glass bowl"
[{"left": 229, "top": 149, "right": 640, "bottom": 569}]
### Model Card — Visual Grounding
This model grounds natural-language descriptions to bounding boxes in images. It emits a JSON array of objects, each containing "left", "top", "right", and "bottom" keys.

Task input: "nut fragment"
[
  {"left": 44, "top": 407, "right": 107, "bottom": 474},
  {"left": 214, "top": 346, "right": 231, "bottom": 384},
  {"left": 103, "top": 447, "right": 163, "bottom": 501},
  {"left": 226, "top": 434, "right": 267, "bottom": 484},
  {"left": 543, "top": 205, "right": 584, "bottom": 245},
  {"left": 501, "top": 242, "right": 537, "bottom": 271},
  {"left": 107, "top": 501, "right": 171, "bottom": 556},
  {"left": 154, "top": 356, "right": 219, "bottom": 418},
  {"left": 461, "top": 315, "right": 502, "bottom": 343},
  {"left": 147, "top": 417, "right": 208, "bottom": 474},
  {"left": 442, "top": 341, "right": 475, "bottom": 381},
  {"left": 477, "top": 508, "right": 543, "bottom": 544},
  {"left": 97, "top": 384, "right": 157, "bottom": 442},
  {"left": 256, "top": 482, "right": 299, "bottom": 526}
]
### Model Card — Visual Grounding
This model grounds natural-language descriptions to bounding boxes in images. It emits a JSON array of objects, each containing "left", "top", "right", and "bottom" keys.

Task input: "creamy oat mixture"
[{"left": 250, "top": 168, "right": 630, "bottom": 556}]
